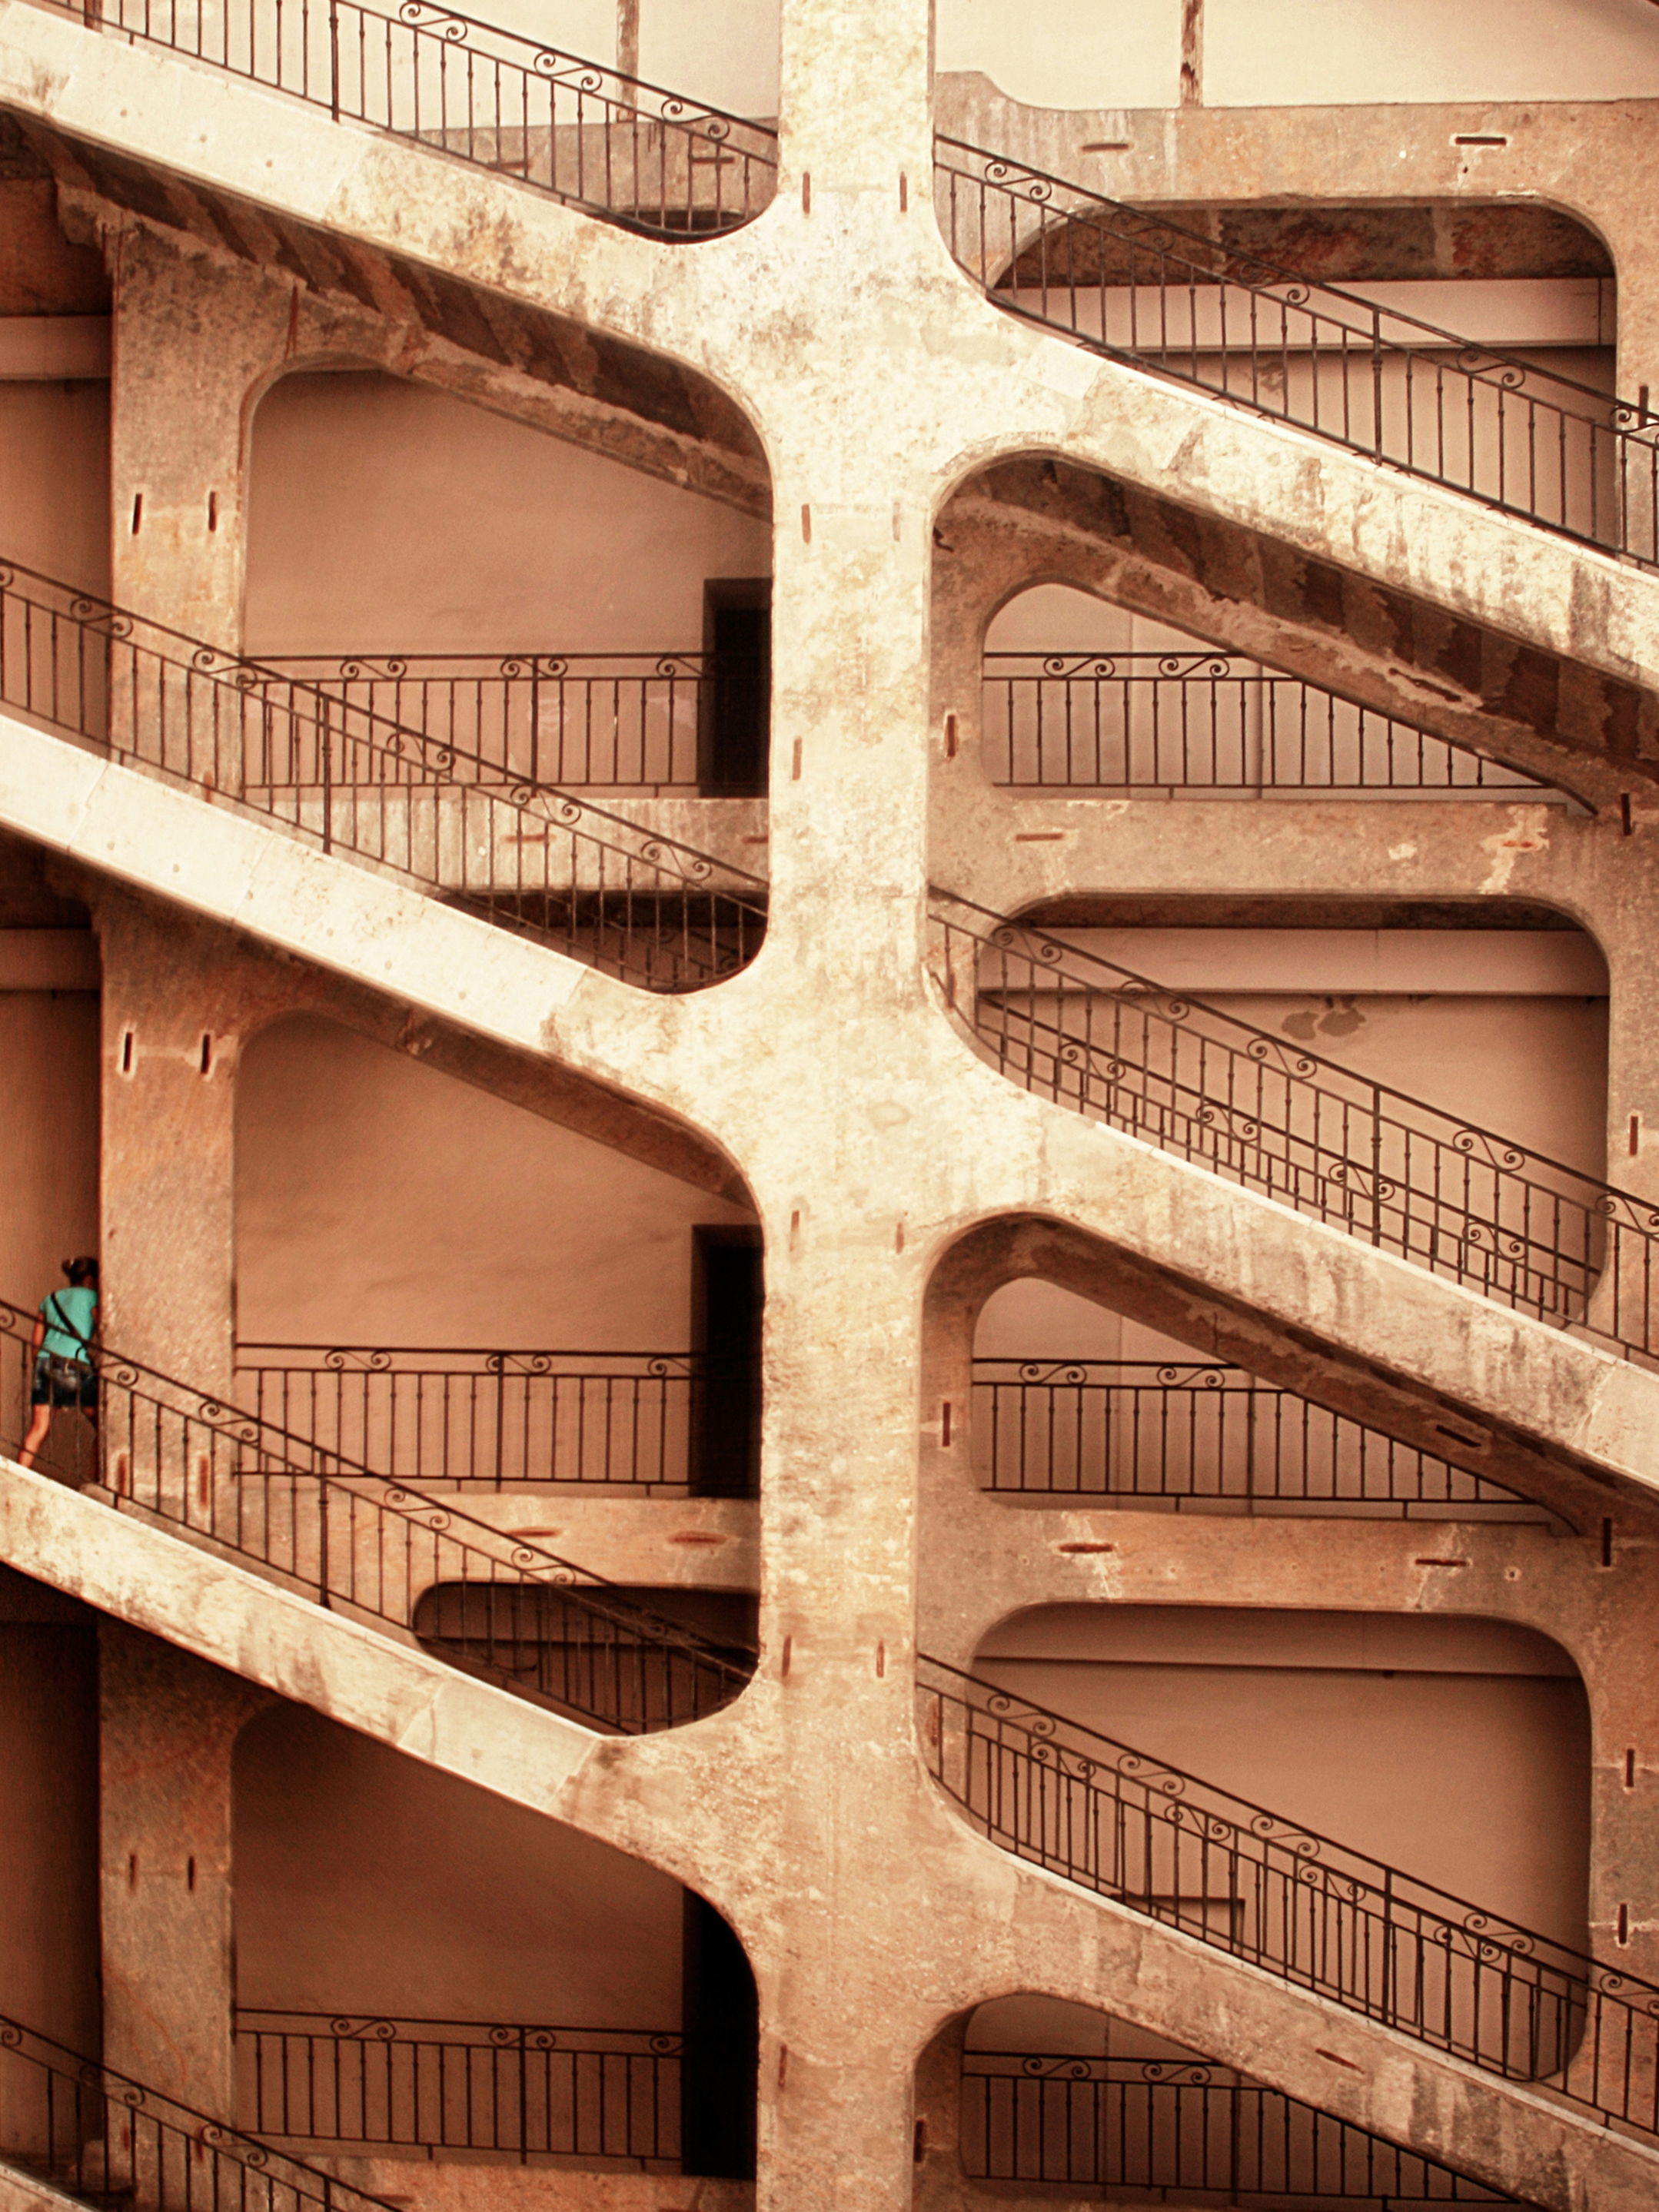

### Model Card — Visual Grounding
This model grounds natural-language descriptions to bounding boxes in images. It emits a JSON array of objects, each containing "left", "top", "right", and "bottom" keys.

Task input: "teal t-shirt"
[{"left": 40, "top": 1287, "right": 97, "bottom": 1360}]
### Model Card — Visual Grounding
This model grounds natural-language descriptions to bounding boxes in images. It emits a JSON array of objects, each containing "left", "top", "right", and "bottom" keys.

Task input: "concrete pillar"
[
  {"left": 96, "top": 892, "right": 302, "bottom": 1395},
  {"left": 98, "top": 1622, "right": 272, "bottom": 2113},
  {"left": 108, "top": 227, "right": 291, "bottom": 648}
]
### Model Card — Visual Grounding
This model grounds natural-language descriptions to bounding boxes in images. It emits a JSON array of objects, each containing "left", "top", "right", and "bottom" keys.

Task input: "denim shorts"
[{"left": 32, "top": 1354, "right": 96, "bottom": 1410}]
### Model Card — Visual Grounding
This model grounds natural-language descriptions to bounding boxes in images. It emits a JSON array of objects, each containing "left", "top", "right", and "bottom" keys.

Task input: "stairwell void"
[
  {"left": 924, "top": 1994, "right": 1537, "bottom": 2206},
  {"left": 234, "top": 1697, "right": 759, "bottom": 2177},
  {"left": 0, "top": 839, "right": 764, "bottom": 1740},
  {"left": 5, "top": 2, "right": 1659, "bottom": 2207},
  {"left": 0, "top": 120, "right": 777, "bottom": 992}
]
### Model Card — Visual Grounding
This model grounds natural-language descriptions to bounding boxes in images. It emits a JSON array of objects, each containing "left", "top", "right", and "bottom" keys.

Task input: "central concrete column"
[{"left": 99, "top": 1622, "right": 272, "bottom": 2114}]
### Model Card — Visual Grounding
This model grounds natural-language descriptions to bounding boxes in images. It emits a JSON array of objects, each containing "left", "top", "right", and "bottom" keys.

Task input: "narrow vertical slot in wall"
[
  {"left": 691, "top": 1225, "right": 763, "bottom": 1498},
  {"left": 700, "top": 579, "right": 772, "bottom": 796}
]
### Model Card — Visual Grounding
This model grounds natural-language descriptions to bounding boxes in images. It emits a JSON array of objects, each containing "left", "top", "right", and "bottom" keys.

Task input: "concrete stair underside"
[
  {"left": 2, "top": 1456, "right": 1654, "bottom": 2210},
  {"left": 1, "top": 707, "right": 1654, "bottom": 1490},
  {"left": 0, "top": 1, "right": 1654, "bottom": 696}
]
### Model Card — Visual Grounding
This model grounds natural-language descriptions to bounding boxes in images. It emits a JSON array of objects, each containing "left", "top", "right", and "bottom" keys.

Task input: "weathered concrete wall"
[
  {"left": 98, "top": 1627, "right": 271, "bottom": 2111},
  {"left": 234, "top": 1700, "right": 684, "bottom": 2025},
  {"left": 244, "top": 370, "right": 771, "bottom": 657},
  {"left": 977, "top": 1605, "right": 1593, "bottom": 1952},
  {"left": 938, "top": 0, "right": 1659, "bottom": 109},
  {"left": 235, "top": 1014, "right": 756, "bottom": 1349}
]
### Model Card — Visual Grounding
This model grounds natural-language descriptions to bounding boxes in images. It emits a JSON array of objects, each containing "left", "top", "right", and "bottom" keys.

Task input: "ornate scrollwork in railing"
[
  {"left": 0, "top": 558, "right": 768, "bottom": 991},
  {"left": 0, "top": 2004, "right": 393, "bottom": 2212},
  {"left": 0, "top": 1294, "right": 753, "bottom": 1733},
  {"left": 234, "top": 2008, "right": 686, "bottom": 2161},
  {"left": 936, "top": 133, "right": 1657, "bottom": 566},
  {"left": 68, "top": 0, "right": 776, "bottom": 236},
  {"left": 920, "top": 1652, "right": 1659, "bottom": 2137},
  {"left": 261, "top": 646, "right": 756, "bottom": 796},
  {"left": 933, "top": 889, "right": 1659, "bottom": 1363},
  {"left": 234, "top": 1341, "right": 718, "bottom": 1490},
  {"left": 959, "top": 2044, "right": 1528, "bottom": 2200},
  {"left": 980, "top": 647, "right": 1560, "bottom": 794}
]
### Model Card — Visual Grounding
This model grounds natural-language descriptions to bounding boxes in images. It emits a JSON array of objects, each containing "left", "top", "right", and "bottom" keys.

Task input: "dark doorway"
[
  {"left": 691, "top": 1227, "right": 762, "bottom": 1499},
  {"left": 700, "top": 580, "right": 770, "bottom": 796},
  {"left": 680, "top": 1894, "right": 757, "bottom": 2177}
]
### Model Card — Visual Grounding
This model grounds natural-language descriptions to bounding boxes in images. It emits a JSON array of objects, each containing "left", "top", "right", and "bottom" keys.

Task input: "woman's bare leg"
[{"left": 17, "top": 1405, "right": 51, "bottom": 1469}]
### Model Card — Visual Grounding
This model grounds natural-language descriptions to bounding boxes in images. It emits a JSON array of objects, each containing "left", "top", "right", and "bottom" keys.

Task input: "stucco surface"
[{"left": 0, "top": 4, "right": 1656, "bottom": 2207}]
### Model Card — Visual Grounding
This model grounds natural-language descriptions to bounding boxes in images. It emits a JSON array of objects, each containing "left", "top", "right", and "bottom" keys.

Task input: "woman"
[{"left": 18, "top": 1256, "right": 98, "bottom": 1472}]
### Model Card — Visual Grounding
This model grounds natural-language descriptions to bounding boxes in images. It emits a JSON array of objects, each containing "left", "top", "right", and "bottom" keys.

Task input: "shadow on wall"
[
  {"left": 919, "top": 1992, "right": 1524, "bottom": 2202},
  {"left": 232, "top": 1699, "right": 758, "bottom": 2174},
  {"left": 244, "top": 373, "right": 773, "bottom": 663},
  {"left": 972, "top": 1603, "right": 1591, "bottom": 1958}
]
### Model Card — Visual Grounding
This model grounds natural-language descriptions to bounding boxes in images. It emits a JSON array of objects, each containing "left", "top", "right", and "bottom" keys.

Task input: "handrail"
[
  {"left": 919, "top": 1653, "right": 1659, "bottom": 2137},
  {"left": 933, "top": 135, "right": 1657, "bottom": 566},
  {"left": 64, "top": 0, "right": 778, "bottom": 236},
  {"left": 929, "top": 890, "right": 1659, "bottom": 1361},
  {"left": 960, "top": 2045, "right": 1528, "bottom": 2201},
  {"left": 971, "top": 1356, "right": 1561, "bottom": 1521},
  {"left": 233, "top": 1341, "right": 754, "bottom": 1492},
  {"left": 255, "top": 649, "right": 770, "bottom": 794},
  {"left": 0, "top": 1293, "right": 755, "bottom": 1733},
  {"left": 234, "top": 2007, "right": 683, "bottom": 2161},
  {"left": 0, "top": 2004, "right": 397, "bottom": 2212},
  {"left": 980, "top": 649, "right": 1559, "bottom": 795},
  {"left": 0, "top": 556, "right": 768, "bottom": 992}
]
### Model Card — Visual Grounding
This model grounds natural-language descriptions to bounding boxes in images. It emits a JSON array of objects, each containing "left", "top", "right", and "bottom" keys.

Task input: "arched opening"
[
  {"left": 923, "top": 1994, "right": 1523, "bottom": 2205},
  {"left": 245, "top": 368, "right": 774, "bottom": 801},
  {"left": 970, "top": 1275, "right": 1565, "bottom": 1523},
  {"left": 918, "top": 1606, "right": 1593, "bottom": 2097},
  {"left": 233, "top": 1700, "right": 758, "bottom": 2176},
  {"left": 972, "top": 1601, "right": 1591, "bottom": 1966},
  {"left": 234, "top": 1014, "right": 763, "bottom": 1498}
]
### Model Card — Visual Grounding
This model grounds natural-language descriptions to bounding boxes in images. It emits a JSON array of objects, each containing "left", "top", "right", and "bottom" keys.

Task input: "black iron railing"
[
  {"left": 934, "top": 137, "right": 1655, "bottom": 566},
  {"left": 0, "top": 559, "right": 767, "bottom": 991},
  {"left": 0, "top": 2005, "right": 395, "bottom": 2212},
  {"left": 982, "top": 651, "right": 1554, "bottom": 795},
  {"left": 261, "top": 652, "right": 769, "bottom": 794},
  {"left": 0, "top": 1297, "right": 753, "bottom": 1733},
  {"left": 962, "top": 2048, "right": 1526, "bottom": 2202},
  {"left": 972, "top": 1357, "right": 1557, "bottom": 1522},
  {"left": 920, "top": 1656, "right": 1659, "bottom": 2137},
  {"left": 236, "top": 1343, "right": 732, "bottom": 1492},
  {"left": 235, "top": 2010, "right": 682, "bottom": 2163},
  {"left": 65, "top": 0, "right": 776, "bottom": 235},
  {"left": 930, "top": 894, "right": 1657, "bottom": 1362}
]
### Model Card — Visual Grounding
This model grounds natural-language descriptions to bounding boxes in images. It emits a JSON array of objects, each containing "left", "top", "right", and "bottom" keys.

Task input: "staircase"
[
  {"left": 930, "top": 892, "right": 1659, "bottom": 1363},
  {"left": 981, "top": 644, "right": 1564, "bottom": 796},
  {"left": 0, "top": 2007, "right": 394, "bottom": 2212},
  {"left": 0, "top": 558, "right": 767, "bottom": 991},
  {"left": 0, "top": 1293, "right": 755, "bottom": 1733},
  {"left": 918, "top": 1652, "right": 1659, "bottom": 2144},
  {"left": 42, "top": 0, "right": 777, "bottom": 234},
  {"left": 959, "top": 2042, "right": 1531, "bottom": 2204},
  {"left": 933, "top": 135, "right": 1658, "bottom": 568}
]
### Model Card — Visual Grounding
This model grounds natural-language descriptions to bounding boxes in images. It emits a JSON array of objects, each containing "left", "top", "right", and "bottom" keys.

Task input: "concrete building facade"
[{"left": 0, "top": 2, "right": 1655, "bottom": 2209}]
